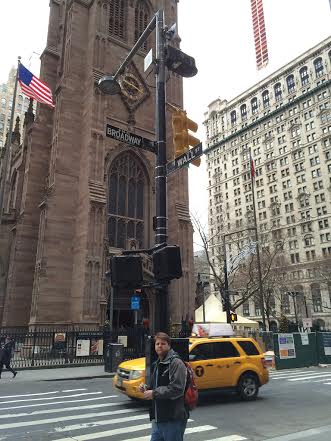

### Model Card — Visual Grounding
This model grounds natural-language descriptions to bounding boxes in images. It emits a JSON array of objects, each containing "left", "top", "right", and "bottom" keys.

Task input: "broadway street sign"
[
  {"left": 166, "top": 143, "right": 203, "bottom": 176},
  {"left": 106, "top": 124, "right": 156, "bottom": 154}
]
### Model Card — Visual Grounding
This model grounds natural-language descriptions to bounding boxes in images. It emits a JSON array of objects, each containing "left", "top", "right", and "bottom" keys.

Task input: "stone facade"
[
  {"left": 0, "top": 0, "right": 195, "bottom": 329},
  {"left": 204, "top": 37, "right": 331, "bottom": 330}
]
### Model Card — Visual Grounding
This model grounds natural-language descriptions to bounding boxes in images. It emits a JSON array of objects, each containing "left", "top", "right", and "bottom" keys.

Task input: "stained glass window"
[{"left": 108, "top": 153, "right": 146, "bottom": 249}]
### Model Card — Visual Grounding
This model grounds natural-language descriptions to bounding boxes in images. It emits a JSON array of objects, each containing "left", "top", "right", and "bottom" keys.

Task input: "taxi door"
[
  {"left": 189, "top": 342, "right": 219, "bottom": 390},
  {"left": 210, "top": 341, "right": 244, "bottom": 387}
]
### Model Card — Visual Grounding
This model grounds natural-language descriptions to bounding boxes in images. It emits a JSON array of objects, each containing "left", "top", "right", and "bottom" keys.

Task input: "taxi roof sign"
[{"left": 192, "top": 323, "right": 234, "bottom": 338}]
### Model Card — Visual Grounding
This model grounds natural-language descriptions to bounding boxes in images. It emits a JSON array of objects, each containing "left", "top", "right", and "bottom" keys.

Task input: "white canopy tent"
[{"left": 195, "top": 293, "right": 259, "bottom": 329}]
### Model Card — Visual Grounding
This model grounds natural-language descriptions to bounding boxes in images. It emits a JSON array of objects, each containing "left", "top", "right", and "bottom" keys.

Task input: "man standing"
[
  {"left": 0, "top": 337, "right": 17, "bottom": 379},
  {"left": 142, "top": 332, "right": 188, "bottom": 441}
]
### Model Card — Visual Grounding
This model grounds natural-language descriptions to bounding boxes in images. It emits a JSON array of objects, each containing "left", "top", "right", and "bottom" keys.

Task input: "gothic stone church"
[{"left": 0, "top": 0, "right": 195, "bottom": 329}]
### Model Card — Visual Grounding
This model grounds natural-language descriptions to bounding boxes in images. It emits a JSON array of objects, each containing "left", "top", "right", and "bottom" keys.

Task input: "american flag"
[
  {"left": 251, "top": 0, "right": 269, "bottom": 70},
  {"left": 18, "top": 63, "right": 55, "bottom": 108}
]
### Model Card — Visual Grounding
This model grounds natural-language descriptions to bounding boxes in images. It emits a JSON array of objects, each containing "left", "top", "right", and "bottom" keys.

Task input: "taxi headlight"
[{"left": 129, "top": 370, "right": 143, "bottom": 380}]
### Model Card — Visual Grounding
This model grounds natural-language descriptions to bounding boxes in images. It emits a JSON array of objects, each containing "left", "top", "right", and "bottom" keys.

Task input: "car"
[{"left": 113, "top": 335, "right": 269, "bottom": 401}]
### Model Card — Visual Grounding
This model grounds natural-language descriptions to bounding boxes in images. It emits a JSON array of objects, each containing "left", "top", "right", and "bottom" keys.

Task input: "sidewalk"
[{"left": 0, "top": 365, "right": 115, "bottom": 383}]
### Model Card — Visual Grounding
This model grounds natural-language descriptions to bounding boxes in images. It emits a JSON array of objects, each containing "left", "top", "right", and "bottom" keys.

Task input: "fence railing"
[{"left": 0, "top": 326, "right": 151, "bottom": 369}]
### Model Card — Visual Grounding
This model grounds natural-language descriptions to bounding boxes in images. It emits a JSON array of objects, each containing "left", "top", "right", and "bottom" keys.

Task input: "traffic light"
[
  {"left": 230, "top": 312, "right": 238, "bottom": 323},
  {"left": 172, "top": 110, "right": 200, "bottom": 166}
]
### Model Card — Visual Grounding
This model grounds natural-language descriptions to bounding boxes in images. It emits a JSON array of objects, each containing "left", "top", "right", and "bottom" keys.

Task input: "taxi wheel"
[{"left": 237, "top": 373, "right": 259, "bottom": 401}]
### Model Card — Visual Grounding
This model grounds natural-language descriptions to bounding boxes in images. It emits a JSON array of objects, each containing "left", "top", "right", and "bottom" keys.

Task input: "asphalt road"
[{"left": 0, "top": 366, "right": 331, "bottom": 441}]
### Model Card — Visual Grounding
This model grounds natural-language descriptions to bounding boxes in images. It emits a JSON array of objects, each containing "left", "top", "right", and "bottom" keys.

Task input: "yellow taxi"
[{"left": 113, "top": 334, "right": 269, "bottom": 401}]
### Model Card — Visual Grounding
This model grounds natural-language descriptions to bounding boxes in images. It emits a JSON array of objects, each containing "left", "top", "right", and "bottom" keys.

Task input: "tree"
[
  {"left": 192, "top": 214, "right": 285, "bottom": 329},
  {"left": 278, "top": 314, "right": 290, "bottom": 333}
]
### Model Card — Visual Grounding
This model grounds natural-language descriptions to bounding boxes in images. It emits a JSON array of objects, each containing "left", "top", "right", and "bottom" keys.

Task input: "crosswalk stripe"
[
  {"left": 201, "top": 436, "right": 247, "bottom": 441},
  {"left": 271, "top": 371, "right": 319, "bottom": 378},
  {"left": 0, "top": 400, "right": 127, "bottom": 419},
  {"left": 0, "top": 391, "right": 102, "bottom": 405},
  {"left": 54, "top": 414, "right": 149, "bottom": 432},
  {"left": 312, "top": 378, "right": 331, "bottom": 382},
  {"left": 324, "top": 382, "right": 331, "bottom": 385},
  {"left": 0, "top": 389, "right": 87, "bottom": 399},
  {"left": 288, "top": 373, "right": 331, "bottom": 381},
  {"left": 54, "top": 423, "right": 217, "bottom": 441},
  {"left": 55, "top": 423, "right": 152, "bottom": 440},
  {"left": 0, "top": 407, "right": 146, "bottom": 430},
  {"left": 0, "top": 395, "right": 117, "bottom": 411}
]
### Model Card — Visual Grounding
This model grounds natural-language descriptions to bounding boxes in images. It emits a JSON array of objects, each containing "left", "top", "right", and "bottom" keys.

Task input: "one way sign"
[{"left": 166, "top": 143, "right": 203, "bottom": 176}]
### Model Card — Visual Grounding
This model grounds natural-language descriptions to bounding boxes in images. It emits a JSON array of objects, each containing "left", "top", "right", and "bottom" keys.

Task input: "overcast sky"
[{"left": 1, "top": 0, "right": 330, "bottom": 249}]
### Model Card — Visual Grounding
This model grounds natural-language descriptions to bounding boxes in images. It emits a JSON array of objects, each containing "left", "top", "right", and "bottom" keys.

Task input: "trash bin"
[{"left": 104, "top": 343, "right": 123, "bottom": 373}]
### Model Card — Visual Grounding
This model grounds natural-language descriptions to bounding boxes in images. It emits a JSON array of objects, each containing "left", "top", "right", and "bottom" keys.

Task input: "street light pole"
[
  {"left": 154, "top": 10, "right": 169, "bottom": 334},
  {"left": 222, "top": 234, "right": 232, "bottom": 324}
]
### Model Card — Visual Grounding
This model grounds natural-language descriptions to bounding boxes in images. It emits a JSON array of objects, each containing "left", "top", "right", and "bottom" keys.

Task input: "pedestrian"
[
  {"left": 0, "top": 337, "right": 17, "bottom": 379},
  {"left": 140, "top": 332, "right": 188, "bottom": 441}
]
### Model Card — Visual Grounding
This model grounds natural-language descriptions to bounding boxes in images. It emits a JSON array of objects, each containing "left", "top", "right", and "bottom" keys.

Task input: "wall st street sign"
[
  {"left": 106, "top": 124, "right": 156, "bottom": 154},
  {"left": 166, "top": 143, "right": 203, "bottom": 176}
]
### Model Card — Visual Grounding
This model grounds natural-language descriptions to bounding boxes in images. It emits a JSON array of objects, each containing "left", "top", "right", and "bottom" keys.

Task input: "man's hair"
[{"left": 154, "top": 332, "right": 171, "bottom": 345}]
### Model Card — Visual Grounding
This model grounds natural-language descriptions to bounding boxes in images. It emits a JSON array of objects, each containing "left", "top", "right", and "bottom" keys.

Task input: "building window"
[
  {"left": 108, "top": 152, "right": 147, "bottom": 249},
  {"left": 299, "top": 66, "right": 309, "bottom": 86},
  {"left": 286, "top": 75, "right": 295, "bottom": 93},
  {"left": 243, "top": 302, "right": 250, "bottom": 316},
  {"left": 230, "top": 110, "right": 237, "bottom": 126},
  {"left": 274, "top": 82, "right": 282, "bottom": 101},
  {"left": 135, "top": 0, "right": 150, "bottom": 50},
  {"left": 240, "top": 104, "right": 247, "bottom": 120},
  {"left": 281, "top": 293, "right": 290, "bottom": 314},
  {"left": 314, "top": 57, "right": 324, "bottom": 77},
  {"left": 251, "top": 97, "right": 258, "bottom": 114},
  {"left": 109, "top": 0, "right": 127, "bottom": 41},
  {"left": 311, "top": 284, "right": 322, "bottom": 312},
  {"left": 262, "top": 90, "right": 270, "bottom": 108}
]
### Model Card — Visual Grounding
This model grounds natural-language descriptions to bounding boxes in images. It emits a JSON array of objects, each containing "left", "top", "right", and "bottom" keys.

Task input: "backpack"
[{"left": 183, "top": 361, "right": 199, "bottom": 410}]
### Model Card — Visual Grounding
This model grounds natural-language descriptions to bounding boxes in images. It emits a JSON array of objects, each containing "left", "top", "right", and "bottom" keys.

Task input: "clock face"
[{"left": 119, "top": 73, "right": 144, "bottom": 101}]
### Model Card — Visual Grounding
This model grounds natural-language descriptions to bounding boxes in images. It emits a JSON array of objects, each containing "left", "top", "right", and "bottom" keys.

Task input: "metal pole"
[
  {"left": 153, "top": 9, "right": 169, "bottom": 333},
  {"left": 222, "top": 234, "right": 231, "bottom": 324},
  {"left": 249, "top": 149, "right": 266, "bottom": 331},
  {"left": 0, "top": 57, "right": 20, "bottom": 224}
]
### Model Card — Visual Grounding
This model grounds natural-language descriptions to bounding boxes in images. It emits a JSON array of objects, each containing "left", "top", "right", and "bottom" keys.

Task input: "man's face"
[{"left": 155, "top": 338, "right": 170, "bottom": 359}]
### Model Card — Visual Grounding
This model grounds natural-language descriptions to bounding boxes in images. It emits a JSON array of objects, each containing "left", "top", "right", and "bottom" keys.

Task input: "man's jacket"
[{"left": 149, "top": 348, "right": 188, "bottom": 423}]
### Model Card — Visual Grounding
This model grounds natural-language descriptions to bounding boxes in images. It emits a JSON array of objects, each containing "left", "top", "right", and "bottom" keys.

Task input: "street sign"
[
  {"left": 106, "top": 124, "right": 156, "bottom": 154},
  {"left": 131, "top": 296, "right": 140, "bottom": 310},
  {"left": 144, "top": 48, "right": 153, "bottom": 71},
  {"left": 166, "top": 142, "right": 203, "bottom": 176}
]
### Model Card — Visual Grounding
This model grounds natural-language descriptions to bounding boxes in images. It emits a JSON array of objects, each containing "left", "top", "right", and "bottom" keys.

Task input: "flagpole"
[
  {"left": 0, "top": 57, "right": 21, "bottom": 224},
  {"left": 249, "top": 148, "right": 266, "bottom": 331}
]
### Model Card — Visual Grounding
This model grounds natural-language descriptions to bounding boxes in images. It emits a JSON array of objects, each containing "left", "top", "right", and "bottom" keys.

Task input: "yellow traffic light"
[
  {"left": 172, "top": 110, "right": 200, "bottom": 166},
  {"left": 230, "top": 312, "right": 238, "bottom": 322}
]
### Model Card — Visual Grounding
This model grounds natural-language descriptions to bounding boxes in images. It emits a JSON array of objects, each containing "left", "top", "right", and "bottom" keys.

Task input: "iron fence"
[{"left": 0, "top": 326, "right": 149, "bottom": 369}]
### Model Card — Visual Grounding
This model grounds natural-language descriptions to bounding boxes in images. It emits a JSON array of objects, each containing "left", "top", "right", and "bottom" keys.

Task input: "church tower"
[{"left": 1, "top": 0, "right": 195, "bottom": 329}]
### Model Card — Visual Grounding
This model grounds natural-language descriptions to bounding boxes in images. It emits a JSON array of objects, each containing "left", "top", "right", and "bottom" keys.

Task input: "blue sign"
[{"left": 131, "top": 296, "right": 140, "bottom": 310}]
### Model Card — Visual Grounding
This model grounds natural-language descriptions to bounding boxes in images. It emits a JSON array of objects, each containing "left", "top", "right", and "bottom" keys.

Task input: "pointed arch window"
[
  {"left": 108, "top": 153, "right": 147, "bottom": 249},
  {"left": 135, "top": 0, "right": 150, "bottom": 51},
  {"left": 109, "top": 0, "right": 127, "bottom": 41}
]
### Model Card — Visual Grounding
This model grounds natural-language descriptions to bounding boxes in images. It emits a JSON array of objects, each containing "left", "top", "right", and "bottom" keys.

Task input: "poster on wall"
[
  {"left": 278, "top": 333, "right": 296, "bottom": 359},
  {"left": 90, "top": 338, "right": 104, "bottom": 356},
  {"left": 76, "top": 339, "right": 90, "bottom": 356},
  {"left": 322, "top": 333, "right": 331, "bottom": 356}
]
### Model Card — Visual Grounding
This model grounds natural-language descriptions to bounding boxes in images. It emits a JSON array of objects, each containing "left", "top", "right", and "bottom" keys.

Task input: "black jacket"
[
  {"left": 149, "top": 349, "right": 188, "bottom": 423},
  {"left": 0, "top": 342, "right": 14, "bottom": 365}
]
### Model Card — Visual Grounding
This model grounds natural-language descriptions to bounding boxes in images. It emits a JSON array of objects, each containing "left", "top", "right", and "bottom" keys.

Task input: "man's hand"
[{"left": 143, "top": 390, "right": 153, "bottom": 400}]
